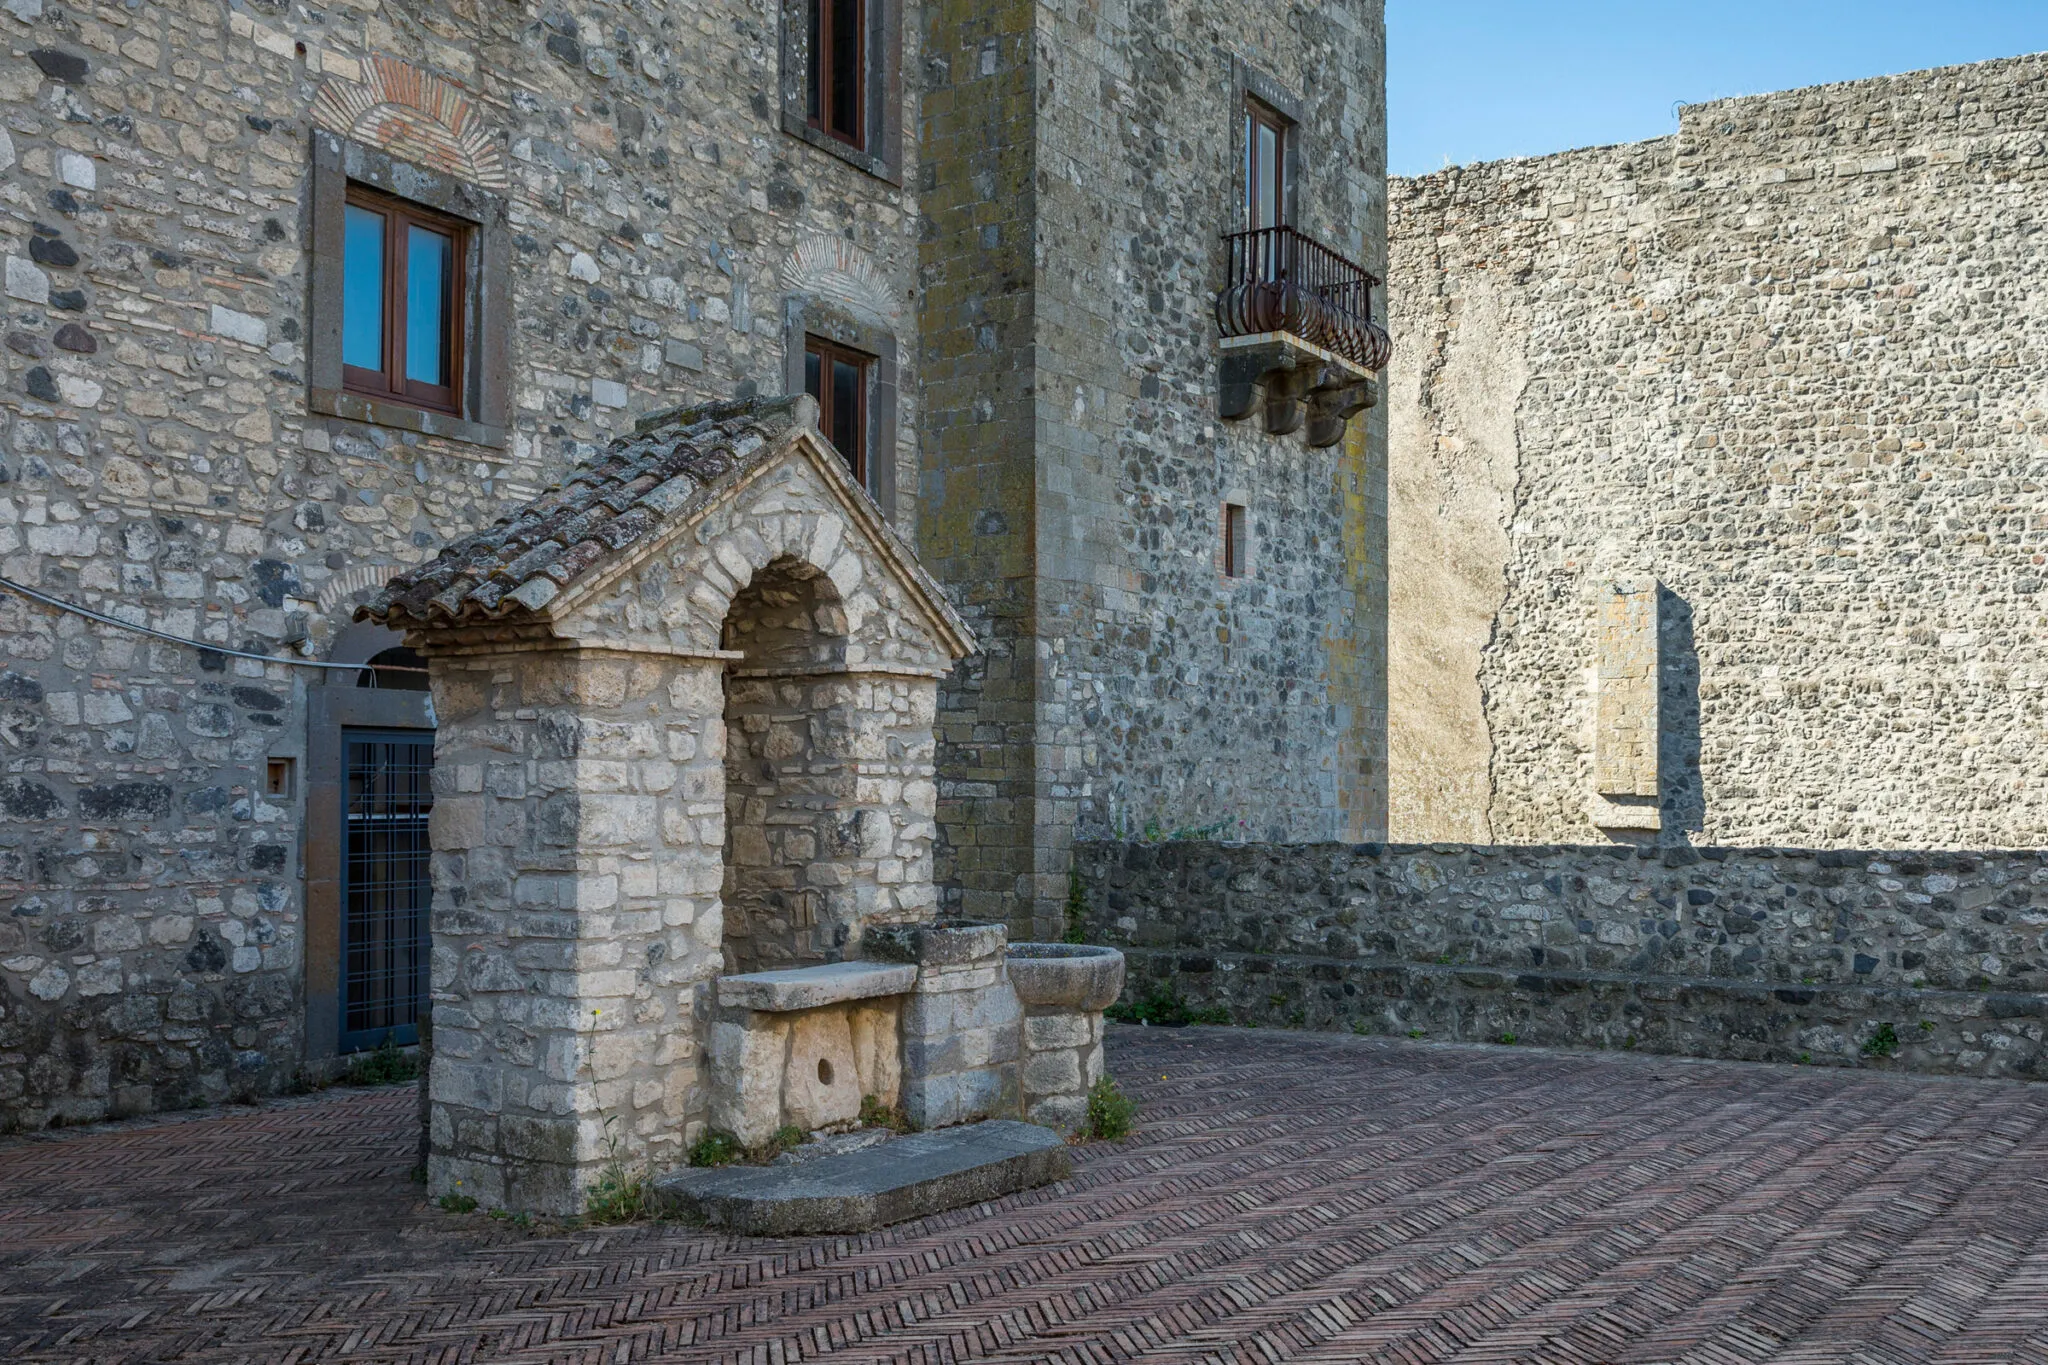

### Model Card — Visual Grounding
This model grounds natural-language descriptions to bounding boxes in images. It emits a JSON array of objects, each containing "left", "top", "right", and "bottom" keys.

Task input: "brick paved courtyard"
[{"left": 6, "top": 1028, "right": 2048, "bottom": 1364}]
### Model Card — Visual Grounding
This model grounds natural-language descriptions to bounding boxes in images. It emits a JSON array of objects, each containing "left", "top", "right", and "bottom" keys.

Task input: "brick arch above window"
[
  {"left": 780, "top": 234, "right": 900, "bottom": 326},
  {"left": 311, "top": 57, "right": 509, "bottom": 191}
]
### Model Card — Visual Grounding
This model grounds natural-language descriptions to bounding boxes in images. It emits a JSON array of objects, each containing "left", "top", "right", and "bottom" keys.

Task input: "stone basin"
[{"left": 1006, "top": 943, "right": 1126, "bottom": 1011}]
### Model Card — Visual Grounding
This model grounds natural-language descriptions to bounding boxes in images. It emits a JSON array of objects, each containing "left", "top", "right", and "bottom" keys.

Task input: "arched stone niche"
[{"left": 358, "top": 396, "right": 972, "bottom": 1214}]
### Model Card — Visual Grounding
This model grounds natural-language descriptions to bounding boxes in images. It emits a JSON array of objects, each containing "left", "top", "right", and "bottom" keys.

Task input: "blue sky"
[{"left": 1388, "top": 1, "right": 2048, "bottom": 177}]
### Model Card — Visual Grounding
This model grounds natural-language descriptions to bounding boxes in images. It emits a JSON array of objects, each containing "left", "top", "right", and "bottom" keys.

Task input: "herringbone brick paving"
[{"left": 4, "top": 1029, "right": 2048, "bottom": 1364}]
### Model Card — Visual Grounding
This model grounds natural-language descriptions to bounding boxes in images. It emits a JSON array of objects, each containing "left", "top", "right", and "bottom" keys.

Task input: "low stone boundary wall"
[{"left": 1074, "top": 841, "right": 2048, "bottom": 1079}]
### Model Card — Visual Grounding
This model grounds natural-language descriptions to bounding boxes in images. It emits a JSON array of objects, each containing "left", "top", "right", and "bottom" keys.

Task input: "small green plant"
[
  {"left": 1083, "top": 1077, "right": 1136, "bottom": 1141},
  {"left": 860, "top": 1094, "right": 914, "bottom": 1133},
  {"left": 586, "top": 1116, "right": 653, "bottom": 1225},
  {"left": 687, "top": 1130, "right": 742, "bottom": 1168},
  {"left": 1623, "top": 1034, "right": 1638, "bottom": 1050},
  {"left": 1798, "top": 1052, "right": 1813, "bottom": 1064},
  {"left": 1407, "top": 1028, "right": 1425, "bottom": 1039},
  {"left": 438, "top": 1193, "right": 478, "bottom": 1213},
  {"left": 1123, "top": 812, "right": 1239, "bottom": 843},
  {"left": 1107, "top": 983, "right": 1226, "bottom": 1027},
  {"left": 487, "top": 1208, "right": 534, "bottom": 1229},
  {"left": 1064, "top": 863, "right": 1089, "bottom": 944},
  {"left": 344, "top": 1033, "right": 420, "bottom": 1087},
  {"left": 1286, "top": 1009, "right": 1306, "bottom": 1029},
  {"left": 1862, "top": 1022, "right": 1901, "bottom": 1058},
  {"left": 585, "top": 1166, "right": 650, "bottom": 1224},
  {"left": 762, "top": 1124, "right": 808, "bottom": 1160},
  {"left": 1498, "top": 1032, "right": 1518, "bottom": 1045},
  {"left": 1349, "top": 1019, "right": 1370, "bottom": 1036},
  {"left": 1919, "top": 1020, "right": 1936, "bottom": 1033}
]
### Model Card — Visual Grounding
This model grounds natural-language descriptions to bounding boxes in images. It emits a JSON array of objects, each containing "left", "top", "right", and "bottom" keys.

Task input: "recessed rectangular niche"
[
  {"left": 266, "top": 756, "right": 296, "bottom": 799},
  {"left": 1590, "top": 574, "right": 1660, "bottom": 831}
]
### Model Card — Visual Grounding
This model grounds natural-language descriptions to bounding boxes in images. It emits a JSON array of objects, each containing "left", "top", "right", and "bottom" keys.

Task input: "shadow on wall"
[{"left": 1657, "top": 585, "right": 1703, "bottom": 839}]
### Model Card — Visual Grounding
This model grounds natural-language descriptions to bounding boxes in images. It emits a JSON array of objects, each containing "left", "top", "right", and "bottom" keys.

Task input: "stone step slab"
[{"left": 651, "top": 1119, "right": 1070, "bottom": 1235}]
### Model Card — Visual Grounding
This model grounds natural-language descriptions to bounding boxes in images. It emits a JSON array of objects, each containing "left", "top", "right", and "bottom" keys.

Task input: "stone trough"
[{"left": 687, "top": 924, "right": 1124, "bottom": 1232}]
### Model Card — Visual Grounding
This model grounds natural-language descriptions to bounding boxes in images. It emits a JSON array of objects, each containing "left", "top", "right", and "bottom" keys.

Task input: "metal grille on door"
[{"left": 341, "top": 730, "right": 435, "bottom": 1051}]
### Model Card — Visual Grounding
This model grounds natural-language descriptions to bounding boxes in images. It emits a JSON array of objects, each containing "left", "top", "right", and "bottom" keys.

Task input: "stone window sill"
[
  {"left": 310, "top": 386, "right": 507, "bottom": 450},
  {"left": 780, "top": 113, "right": 900, "bottom": 185}
]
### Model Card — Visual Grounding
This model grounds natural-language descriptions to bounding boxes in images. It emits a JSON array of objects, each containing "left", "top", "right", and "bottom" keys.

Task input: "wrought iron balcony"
[{"left": 1214, "top": 225, "right": 1392, "bottom": 447}]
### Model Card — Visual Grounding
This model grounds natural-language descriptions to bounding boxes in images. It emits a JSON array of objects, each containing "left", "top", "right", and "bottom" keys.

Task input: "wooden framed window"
[
  {"left": 341, "top": 186, "right": 467, "bottom": 416},
  {"left": 804, "top": 335, "right": 870, "bottom": 484},
  {"left": 1223, "top": 503, "right": 1248, "bottom": 578},
  {"left": 807, "top": 0, "right": 866, "bottom": 149},
  {"left": 1244, "top": 98, "right": 1290, "bottom": 231}
]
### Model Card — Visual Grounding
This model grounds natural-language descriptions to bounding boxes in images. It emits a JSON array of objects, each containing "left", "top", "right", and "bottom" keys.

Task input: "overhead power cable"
[{"left": 0, "top": 574, "right": 429, "bottom": 679}]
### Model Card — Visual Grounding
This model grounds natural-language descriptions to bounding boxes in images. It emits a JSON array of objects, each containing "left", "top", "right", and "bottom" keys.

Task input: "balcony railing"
[{"left": 1215, "top": 225, "right": 1392, "bottom": 372}]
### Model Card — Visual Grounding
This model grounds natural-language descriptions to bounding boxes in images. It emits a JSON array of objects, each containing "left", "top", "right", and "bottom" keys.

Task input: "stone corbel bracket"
[{"left": 1218, "top": 332, "right": 1378, "bottom": 449}]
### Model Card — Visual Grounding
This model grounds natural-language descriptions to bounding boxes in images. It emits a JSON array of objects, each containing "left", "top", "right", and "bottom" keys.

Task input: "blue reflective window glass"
[
  {"left": 343, "top": 205, "right": 386, "bottom": 371},
  {"left": 404, "top": 225, "right": 452, "bottom": 386}
]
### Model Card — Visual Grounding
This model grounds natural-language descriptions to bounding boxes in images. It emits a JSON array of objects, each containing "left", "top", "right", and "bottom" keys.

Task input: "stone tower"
[{"left": 918, "top": 0, "right": 1393, "bottom": 933}]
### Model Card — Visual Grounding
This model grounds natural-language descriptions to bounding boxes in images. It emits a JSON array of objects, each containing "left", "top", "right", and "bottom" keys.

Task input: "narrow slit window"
[
  {"left": 341, "top": 186, "right": 467, "bottom": 416},
  {"left": 803, "top": 334, "right": 871, "bottom": 486},
  {"left": 1223, "top": 503, "right": 1248, "bottom": 578},
  {"left": 807, "top": 0, "right": 866, "bottom": 149}
]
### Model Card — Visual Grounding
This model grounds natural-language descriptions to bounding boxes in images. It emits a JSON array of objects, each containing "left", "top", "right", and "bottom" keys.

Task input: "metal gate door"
[{"left": 340, "top": 729, "right": 434, "bottom": 1051}]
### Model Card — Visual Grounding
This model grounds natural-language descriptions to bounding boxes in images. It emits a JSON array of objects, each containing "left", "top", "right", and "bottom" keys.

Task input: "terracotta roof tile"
[{"left": 356, "top": 394, "right": 808, "bottom": 630}]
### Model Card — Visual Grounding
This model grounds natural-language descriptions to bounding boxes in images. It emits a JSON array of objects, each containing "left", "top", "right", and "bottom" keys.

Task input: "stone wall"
[
  {"left": 1078, "top": 839, "right": 2048, "bottom": 1078},
  {"left": 721, "top": 671, "right": 941, "bottom": 973},
  {"left": 425, "top": 647, "right": 724, "bottom": 1212},
  {"left": 0, "top": 0, "right": 922, "bottom": 1130},
  {"left": 1388, "top": 51, "right": 2048, "bottom": 848},
  {"left": 920, "top": 0, "right": 1392, "bottom": 935}
]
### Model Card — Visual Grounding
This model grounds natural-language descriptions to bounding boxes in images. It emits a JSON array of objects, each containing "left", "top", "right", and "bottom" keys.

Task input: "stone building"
[
  {"left": 1387, "top": 51, "right": 2048, "bottom": 850},
  {"left": 0, "top": 0, "right": 1393, "bottom": 1131}
]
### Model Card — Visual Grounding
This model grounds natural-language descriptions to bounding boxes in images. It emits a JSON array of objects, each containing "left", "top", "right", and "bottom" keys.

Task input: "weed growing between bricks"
[
  {"left": 586, "top": 1116, "right": 655, "bottom": 1225},
  {"left": 1082, "top": 1078, "right": 1135, "bottom": 1141}
]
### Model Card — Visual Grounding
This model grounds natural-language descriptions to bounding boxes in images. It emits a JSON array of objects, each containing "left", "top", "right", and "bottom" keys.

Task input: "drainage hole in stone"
[{"left": 817, "top": 1057, "right": 834, "bottom": 1085}]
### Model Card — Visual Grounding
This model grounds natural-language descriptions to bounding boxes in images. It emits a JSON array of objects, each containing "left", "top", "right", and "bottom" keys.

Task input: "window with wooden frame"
[
  {"left": 804, "top": 335, "right": 870, "bottom": 484},
  {"left": 1244, "top": 97, "right": 1291, "bottom": 231},
  {"left": 807, "top": 0, "right": 866, "bottom": 149},
  {"left": 1223, "top": 503, "right": 1249, "bottom": 578},
  {"left": 341, "top": 186, "right": 468, "bottom": 416}
]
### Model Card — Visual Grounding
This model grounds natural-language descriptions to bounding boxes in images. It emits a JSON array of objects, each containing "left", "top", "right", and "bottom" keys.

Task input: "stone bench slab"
[
  {"left": 652, "top": 1120, "right": 1071, "bottom": 1235},
  {"left": 715, "top": 960, "right": 918, "bottom": 1012}
]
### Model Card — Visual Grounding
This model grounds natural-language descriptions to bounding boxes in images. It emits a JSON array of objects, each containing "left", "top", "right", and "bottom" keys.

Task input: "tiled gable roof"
[{"left": 357, "top": 395, "right": 805, "bottom": 630}]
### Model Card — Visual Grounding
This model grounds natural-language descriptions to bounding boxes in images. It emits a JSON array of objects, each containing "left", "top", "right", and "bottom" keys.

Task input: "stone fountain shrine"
[{"left": 360, "top": 395, "right": 1124, "bottom": 1222}]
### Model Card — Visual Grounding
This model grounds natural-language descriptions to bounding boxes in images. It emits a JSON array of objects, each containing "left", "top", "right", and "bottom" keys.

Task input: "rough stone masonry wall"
[
  {"left": 916, "top": 0, "right": 1044, "bottom": 930},
  {"left": 1078, "top": 839, "right": 2048, "bottom": 1079},
  {"left": 0, "top": 0, "right": 921, "bottom": 1130},
  {"left": 920, "top": 0, "right": 1391, "bottom": 936},
  {"left": 721, "top": 671, "right": 941, "bottom": 973},
  {"left": 425, "top": 647, "right": 725, "bottom": 1213},
  {"left": 1032, "top": 0, "right": 1391, "bottom": 854},
  {"left": 1387, "top": 52, "right": 2048, "bottom": 848}
]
